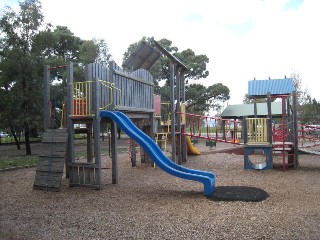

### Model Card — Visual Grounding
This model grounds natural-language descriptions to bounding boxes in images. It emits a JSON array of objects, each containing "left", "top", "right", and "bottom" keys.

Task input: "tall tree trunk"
[
  {"left": 24, "top": 121, "right": 32, "bottom": 155},
  {"left": 10, "top": 125, "right": 21, "bottom": 150}
]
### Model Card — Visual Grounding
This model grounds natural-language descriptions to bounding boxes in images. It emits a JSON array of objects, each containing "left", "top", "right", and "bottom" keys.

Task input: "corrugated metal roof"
[
  {"left": 248, "top": 78, "right": 295, "bottom": 97},
  {"left": 122, "top": 41, "right": 161, "bottom": 71},
  {"left": 122, "top": 38, "right": 189, "bottom": 72},
  {"left": 220, "top": 102, "right": 282, "bottom": 118}
]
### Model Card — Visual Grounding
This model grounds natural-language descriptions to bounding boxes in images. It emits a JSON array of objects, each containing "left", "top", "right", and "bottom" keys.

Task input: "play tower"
[
  {"left": 243, "top": 78, "right": 299, "bottom": 171},
  {"left": 33, "top": 38, "right": 210, "bottom": 193}
]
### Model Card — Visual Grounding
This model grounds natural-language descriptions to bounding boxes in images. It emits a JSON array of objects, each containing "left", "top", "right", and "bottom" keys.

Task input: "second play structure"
[
  {"left": 243, "top": 78, "right": 299, "bottom": 171},
  {"left": 221, "top": 78, "right": 319, "bottom": 171}
]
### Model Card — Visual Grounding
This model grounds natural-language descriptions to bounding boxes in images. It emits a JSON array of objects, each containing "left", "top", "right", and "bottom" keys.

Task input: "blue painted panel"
[
  {"left": 248, "top": 78, "right": 295, "bottom": 96},
  {"left": 100, "top": 110, "right": 215, "bottom": 196}
]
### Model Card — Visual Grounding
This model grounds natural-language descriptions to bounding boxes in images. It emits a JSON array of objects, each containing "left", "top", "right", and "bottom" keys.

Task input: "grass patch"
[
  {"left": 0, "top": 137, "right": 41, "bottom": 144},
  {"left": 0, "top": 156, "right": 38, "bottom": 169}
]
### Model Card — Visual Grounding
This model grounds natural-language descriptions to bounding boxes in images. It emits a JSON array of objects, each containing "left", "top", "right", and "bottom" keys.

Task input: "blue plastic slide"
[{"left": 100, "top": 111, "right": 215, "bottom": 196}]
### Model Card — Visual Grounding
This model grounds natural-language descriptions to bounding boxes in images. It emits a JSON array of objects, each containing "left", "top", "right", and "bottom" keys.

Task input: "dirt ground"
[{"left": 0, "top": 137, "right": 320, "bottom": 239}]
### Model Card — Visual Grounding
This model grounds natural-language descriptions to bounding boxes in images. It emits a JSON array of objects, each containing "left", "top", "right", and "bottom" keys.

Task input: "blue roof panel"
[{"left": 248, "top": 78, "right": 295, "bottom": 97}]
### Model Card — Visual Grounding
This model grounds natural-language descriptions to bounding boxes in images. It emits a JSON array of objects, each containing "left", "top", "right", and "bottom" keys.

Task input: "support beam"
[
  {"left": 43, "top": 65, "right": 50, "bottom": 130},
  {"left": 169, "top": 62, "right": 176, "bottom": 163},
  {"left": 66, "top": 62, "right": 74, "bottom": 178},
  {"left": 111, "top": 121, "right": 118, "bottom": 184},
  {"left": 292, "top": 91, "right": 299, "bottom": 168},
  {"left": 267, "top": 93, "right": 272, "bottom": 144},
  {"left": 176, "top": 68, "right": 182, "bottom": 165},
  {"left": 181, "top": 71, "right": 187, "bottom": 163},
  {"left": 93, "top": 78, "right": 102, "bottom": 189}
]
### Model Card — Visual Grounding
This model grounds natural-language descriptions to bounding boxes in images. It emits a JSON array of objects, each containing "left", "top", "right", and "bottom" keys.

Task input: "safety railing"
[
  {"left": 99, "top": 81, "right": 122, "bottom": 111},
  {"left": 298, "top": 124, "right": 320, "bottom": 146},
  {"left": 246, "top": 118, "right": 269, "bottom": 144},
  {"left": 70, "top": 80, "right": 122, "bottom": 117},
  {"left": 177, "top": 112, "right": 242, "bottom": 144}
]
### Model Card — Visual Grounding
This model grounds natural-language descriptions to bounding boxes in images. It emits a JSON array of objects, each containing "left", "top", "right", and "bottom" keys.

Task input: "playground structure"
[
  {"left": 33, "top": 38, "right": 319, "bottom": 196},
  {"left": 34, "top": 38, "right": 216, "bottom": 196}
]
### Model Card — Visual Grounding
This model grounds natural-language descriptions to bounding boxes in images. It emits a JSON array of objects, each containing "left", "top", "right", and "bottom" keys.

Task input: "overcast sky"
[{"left": 2, "top": 0, "right": 319, "bottom": 105}]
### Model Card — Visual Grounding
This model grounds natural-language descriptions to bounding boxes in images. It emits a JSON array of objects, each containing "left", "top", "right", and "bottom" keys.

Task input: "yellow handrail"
[{"left": 70, "top": 80, "right": 123, "bottom": 117}]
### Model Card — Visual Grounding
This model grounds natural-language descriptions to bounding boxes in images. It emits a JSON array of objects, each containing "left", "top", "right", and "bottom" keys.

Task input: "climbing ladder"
[{"left": 33, "top": 128, "right": 68, "bottom": 192}]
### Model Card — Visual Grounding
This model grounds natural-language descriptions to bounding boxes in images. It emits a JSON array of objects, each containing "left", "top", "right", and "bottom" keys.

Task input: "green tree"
[
  {"left": 291, "top": 72, "right": 317, "bottom": 123},
  {"left": 0, "top": 0, "right": 49, "bottom": 154},
  {"left": 243, "top": 94, "right": 268, "bottom": 104},
  {"left": 186, "top": 83, "right": 230, "bottom": 114},
  {"left": 93, "top": 38, "right": 112, "bottom": 66}
]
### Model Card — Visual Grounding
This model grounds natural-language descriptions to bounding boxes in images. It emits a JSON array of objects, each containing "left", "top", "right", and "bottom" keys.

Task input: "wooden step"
[
  {"left": 36, "top": 156, "right": 65, "bottom": 172},
  {"left": 41, "top": 129, "right": 68, "bottom": 143},
  {"left": 33, "top": 171, "right": 64, "bottom": 191},
  {"left": 33, "top": 128, "right": 68, "bottom": 192}
]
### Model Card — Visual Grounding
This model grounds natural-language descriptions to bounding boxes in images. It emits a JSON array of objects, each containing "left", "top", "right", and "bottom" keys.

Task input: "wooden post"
[
  {"left": 267, "top": 93, "right": 272, "bottom": 144},
  {"left": 169, "top": 62, "right": 176, "bottom": 162},
  {"left": 66, "top": 62, "right": 74, "bottom": 178},
  {"left": 43, "top": 65, "right": 50, "bottom": 130},
  {"left": 108, "top": 61, "right": 118, "bottom": 183},
  {"left": 149, "top": 112, "right": 155, "bottom": 166},
  {"left": 86, "top": 123, "right": 93, "bottom": 162},
  {"left": 93, "top": 77, "right": 102, "bottom": 188},
  {"left": 176, "top": 68, "right": 182, "bottom": 165},
  {"left": 243, "top": 117, "right": 248, "bottom": 144},
  {"left": 181, "top": 71, "right": 187, "bottom": 163},
  {"left": 292, "top": 91, "right": 299, "bottom": 168},
  {"left": 287, "top": 97, "right": 292, "bottom": 142},
  {"left": 131, "top": 139, "right": 136, "bottom": 167},
  {"left": 111, "top": 121, "right": 118, "bottom": 184},
  {"left": 109, "top": 61, "right": 116, "bottom": 110}
]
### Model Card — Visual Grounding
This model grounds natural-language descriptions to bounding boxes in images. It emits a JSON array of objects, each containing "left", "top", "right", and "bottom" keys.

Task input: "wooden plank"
[
  {"left": 34, "top": 172, "right": 63, "bottom": 188},
  {"left": 36, "top": 160, "right": 64, "bottom": 172},
  {"left": 38, "top": 152, "right": 66, "bottom": 157},
  {"left": 34, "top": 177, "right": 62, "bottom": 188},
  {"left": 44, "top": 128, "right": 67, "bottom": 133},
  {"left": 41, "top": 142, "right": 67, "bottom": 150},
  {"left": 69, "top": 166, "right": 79, "bottom": 184},
  {"left": 68, "top": 162, "right": 98, "bottom": 168},
  {"left": 42, "top": 136, "right": 68, "bottom": 143},
  {"left": 33, "top": 185, "right": 61, "bottom": 192},
  {"left": 34, "top": 171, "right": 62, "bottom": 180},
  {"left": 69, "top": 183, "right": 99, "bottom": 189}
]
